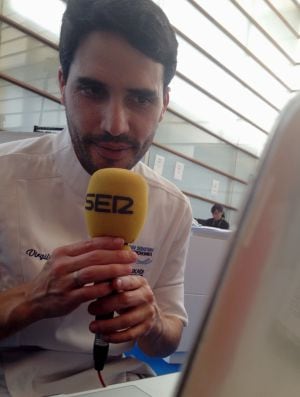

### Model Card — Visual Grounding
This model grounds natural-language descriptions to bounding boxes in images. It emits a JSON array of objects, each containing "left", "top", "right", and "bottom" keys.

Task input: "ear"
[
  {"left": 159, "top": 87, "right": 170, "bottom": 122},
  {"left": 58, "top": 67, "right": 66, "bottom": 105}
]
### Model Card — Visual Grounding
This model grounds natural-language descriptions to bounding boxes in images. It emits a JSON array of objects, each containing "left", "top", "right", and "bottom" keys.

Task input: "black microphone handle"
[{"left": 93, "top": 312, "right": 114, "bottom": 371}]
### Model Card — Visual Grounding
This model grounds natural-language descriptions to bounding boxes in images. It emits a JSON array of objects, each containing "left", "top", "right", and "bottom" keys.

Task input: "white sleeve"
[{"left": 153, "top": 197, "right": 193, "bottom": 325}]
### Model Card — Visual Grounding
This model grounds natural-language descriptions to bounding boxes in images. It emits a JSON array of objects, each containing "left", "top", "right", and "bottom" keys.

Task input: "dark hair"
[
  {"left": 211, "top": 203, "right": 224, "bottom": 214},
  {"left": 59, "top": 0, "right": 178, "bottom": 87}
]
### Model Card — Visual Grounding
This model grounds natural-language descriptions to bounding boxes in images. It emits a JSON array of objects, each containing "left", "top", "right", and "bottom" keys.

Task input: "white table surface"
[{"left": 55, "top": 372, "right": 180, "bottom": 397}]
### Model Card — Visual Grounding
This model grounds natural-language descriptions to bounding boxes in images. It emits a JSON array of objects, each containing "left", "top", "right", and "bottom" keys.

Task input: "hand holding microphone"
[{"left": 84, "top": 168, "right": 148, "bottom": 371}]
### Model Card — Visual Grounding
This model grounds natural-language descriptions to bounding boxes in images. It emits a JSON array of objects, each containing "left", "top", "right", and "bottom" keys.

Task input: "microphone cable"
[{"left": 97, "top": 369, "right": 106, "bottom": 388}]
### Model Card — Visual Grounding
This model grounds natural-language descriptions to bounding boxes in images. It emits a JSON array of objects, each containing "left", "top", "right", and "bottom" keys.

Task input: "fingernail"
[
  {"left": 113, "top": 237, "right": 124, "bottom": 244},
  {"left": 115, "top": 278, "right": 123, "bottom": 290},
  {"left": 130, "top": 251, "right": 138, "bottom": 259}
]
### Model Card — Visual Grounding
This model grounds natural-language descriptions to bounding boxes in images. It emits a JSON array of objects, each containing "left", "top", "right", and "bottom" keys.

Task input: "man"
[{"left": 0, "top": 0, "right": 193, "bottom": 396}]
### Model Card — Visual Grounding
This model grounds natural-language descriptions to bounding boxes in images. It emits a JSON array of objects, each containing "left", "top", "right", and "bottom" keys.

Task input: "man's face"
[{"left": 59, "top": 31, "right": 169, "bottom": 174}]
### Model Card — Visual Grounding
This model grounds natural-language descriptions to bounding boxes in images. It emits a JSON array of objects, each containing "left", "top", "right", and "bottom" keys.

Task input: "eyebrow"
[
  {"left": 76, "top": 77, "right": 158, "bottom": 98},
  {"left": 76, "top": 77, "right": 105, "bottom": 89},
  {"left": 128, "top": 88, "right": 158, "bottom": 99}
]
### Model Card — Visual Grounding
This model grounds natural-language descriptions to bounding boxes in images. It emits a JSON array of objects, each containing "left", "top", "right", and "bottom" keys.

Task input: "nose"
[{"left": 101, "top": 98, "right": 130, "bottom": 136}]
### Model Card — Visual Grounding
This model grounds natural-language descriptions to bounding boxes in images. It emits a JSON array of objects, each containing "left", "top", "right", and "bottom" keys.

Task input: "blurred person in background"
[{"left": 203, "top": 203, "right": 230, "bottom": 230}]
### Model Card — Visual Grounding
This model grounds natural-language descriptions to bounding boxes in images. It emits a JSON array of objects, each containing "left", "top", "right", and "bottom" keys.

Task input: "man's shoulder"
[
  {"left": 0, "top": 132, "right": 62, "bottom": 182},
  {"left": 0, "top": 132, "right": 57, "bottom": 157}
]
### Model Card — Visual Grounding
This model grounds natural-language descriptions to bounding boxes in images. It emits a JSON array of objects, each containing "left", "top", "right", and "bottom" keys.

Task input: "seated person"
[{"left": 203, "top": 204, "right": 230, "bottom": 230}]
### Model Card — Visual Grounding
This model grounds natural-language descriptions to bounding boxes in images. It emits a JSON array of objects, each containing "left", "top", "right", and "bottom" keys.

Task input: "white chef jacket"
[{"left": 0, "top": 129, "right": 192, "bottom": 396}]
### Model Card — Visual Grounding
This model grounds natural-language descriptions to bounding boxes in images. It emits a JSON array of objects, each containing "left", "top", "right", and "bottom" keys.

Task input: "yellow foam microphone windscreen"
[{"left": 84, "top": 168, "right": 148, "bottom": 245}]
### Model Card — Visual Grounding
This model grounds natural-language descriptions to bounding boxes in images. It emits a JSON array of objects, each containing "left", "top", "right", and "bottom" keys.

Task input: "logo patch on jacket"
[{"left": 130, "top": 245, "right": 153, "bottom": 276}]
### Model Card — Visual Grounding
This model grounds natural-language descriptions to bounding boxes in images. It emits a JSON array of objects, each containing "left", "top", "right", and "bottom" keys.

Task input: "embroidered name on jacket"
[{"left": 25, "top": 249, "right": 50, "bottom": 261}]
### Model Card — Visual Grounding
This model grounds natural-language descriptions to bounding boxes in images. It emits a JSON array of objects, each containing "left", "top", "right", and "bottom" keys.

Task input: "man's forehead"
[
  {"left": 76, "top": 31, "right": 163, "bottom": 71},
  {"left": 70, "top": 31, "right": 165, "bottom": 90}
]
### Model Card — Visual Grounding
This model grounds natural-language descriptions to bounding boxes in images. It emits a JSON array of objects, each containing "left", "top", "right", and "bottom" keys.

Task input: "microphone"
[{"left": 84, "top": 168, "right": 148, "bottom": 371}]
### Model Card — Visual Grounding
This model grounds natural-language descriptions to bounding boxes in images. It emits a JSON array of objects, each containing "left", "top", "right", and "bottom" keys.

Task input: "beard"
[{"left": 67, "top": 120, "right": 155, "bottom": 175}]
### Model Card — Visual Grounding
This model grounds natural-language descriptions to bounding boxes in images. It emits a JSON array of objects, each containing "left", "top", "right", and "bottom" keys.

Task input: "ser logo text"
[{"left": 85, "top": 193, "right": 134, "bottom": 214}]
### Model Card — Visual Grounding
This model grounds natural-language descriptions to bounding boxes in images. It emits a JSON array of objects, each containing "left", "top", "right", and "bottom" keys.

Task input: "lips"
[
  {"left": 93, "top": 142, "right": 133, "bottom": 160},
  {"left": 99, "top": 143, "right": 132, "bottom": 151}
]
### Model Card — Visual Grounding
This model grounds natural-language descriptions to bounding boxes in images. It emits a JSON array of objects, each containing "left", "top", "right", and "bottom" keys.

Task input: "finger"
[
  {"left": 52, "top": 248, "right": 137, "bottom": 276},
  {"left": 89, "top": 305, "right": 155, "bottom": 343},
  {"left": 69, "top": 281, "right": 116, "bottom": 303},
  {"left": 112, "top": 274, "right": 145, "bottom": 292},
  {"left": 55, "top": 237, "right": 125, "bottom": 258},
  {"left": 71, "top": 263, "right": 133, "bottom": 286},
  {"left": 105, "top": 323, "right": 151, "bottom": 343},
  {"left": 88, "top": 282, "right": 154, "bottom": 315},
  {"left": 71, "top": 248, "right": 137, "bottom": 271}
]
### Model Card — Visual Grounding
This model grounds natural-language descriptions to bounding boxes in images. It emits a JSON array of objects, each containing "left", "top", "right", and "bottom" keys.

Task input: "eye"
[
  {"left": 82, "top": 87, "right": 104, "bottom": 98},
  {"left": 135, "top": 95, "right": 151, "bottom": 104},
  {"left": 77, "top": 83, "right": 107, "bottom": 100},
  {"left": 130, "top": 93, "right": 156, "bottom": 107}
]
